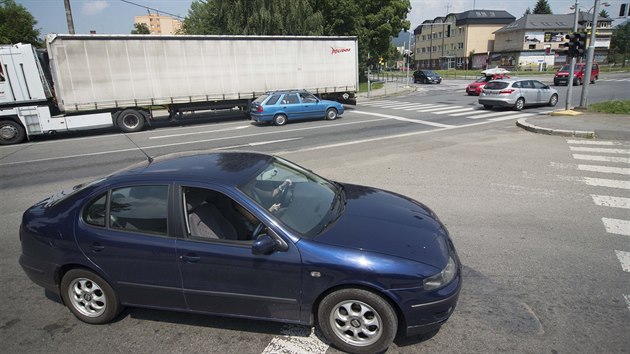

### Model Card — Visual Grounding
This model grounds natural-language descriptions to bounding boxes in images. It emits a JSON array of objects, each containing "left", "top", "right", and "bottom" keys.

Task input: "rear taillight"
[
  {"left": 499, "top": 89, "right": 515, "bottom": 94},
  {"left": 257, "top": 106, "right": 264, "bottom": 113}
]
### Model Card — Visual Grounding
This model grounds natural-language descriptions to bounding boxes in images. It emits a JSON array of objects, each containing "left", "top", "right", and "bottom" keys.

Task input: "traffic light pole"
[
  {"left": 579, "top": 0, "right": 601, "bottom": 108},
  {"left": 565, "top": 0, "right": 580, "bottom": 110}
]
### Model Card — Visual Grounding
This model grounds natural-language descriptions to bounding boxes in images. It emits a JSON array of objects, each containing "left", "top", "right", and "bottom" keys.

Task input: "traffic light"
[
  {"left": 564, "top": 32, "right": 587, "bottom": 58},
  {"left": 576, "top": 32, "right": 587, "bottom": 57}
]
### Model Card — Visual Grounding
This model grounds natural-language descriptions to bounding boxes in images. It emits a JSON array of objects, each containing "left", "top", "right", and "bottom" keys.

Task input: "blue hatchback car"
[
  {"left": 249, "top": 90, "right": 344, "bottom": 126},
  {"left": 19, "top": 152, "right": 460, "bottom": 354}
]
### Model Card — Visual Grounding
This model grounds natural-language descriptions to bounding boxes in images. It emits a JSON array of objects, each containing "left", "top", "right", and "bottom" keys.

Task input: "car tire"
[
  {"left": 0, "top": 119, "right": 26, "bottom": 145},
  {"left": 325, "top": 108, "right": 338, "bottom": 121},
  {"left": 423, "top": 78, "right": 428, "bottom": 84},
  {"left": 61, "top": 269, "right": 121, "bottom": 324},
  {"left": 273, "top": 114, "right": 287, "bottom": 126},
  {"left": 116, "top": 109, "right": 145, "bottom": 133},
  {"left": 318, "top": 288, "right": 397, "bottom": 354},
  {"left": 514, "top": 97, "right": 525, "bottom": 111},
  {"left": 577, "top": 78, "right": 583, "bottom": 86},
  {"left": 548, "top": 94, "right": 559, "bottom": 107},
  {"left": 483, "top": 104, "right": 493, "bottom": 110}
]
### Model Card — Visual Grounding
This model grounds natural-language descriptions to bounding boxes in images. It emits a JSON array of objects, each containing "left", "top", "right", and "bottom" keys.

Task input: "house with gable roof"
[{"left": 492, "top": 12, "right": 613, "bottom": 70}]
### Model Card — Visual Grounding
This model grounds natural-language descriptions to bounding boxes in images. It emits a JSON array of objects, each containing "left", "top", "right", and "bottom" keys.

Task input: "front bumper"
[{"left": 391, "top": 272, "right": 462, "bottom": 336}]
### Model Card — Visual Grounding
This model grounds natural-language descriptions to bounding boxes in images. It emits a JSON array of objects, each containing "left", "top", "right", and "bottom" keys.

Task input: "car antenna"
[{"left": 123, "top": 133, "right": 153, "bottom": 164}]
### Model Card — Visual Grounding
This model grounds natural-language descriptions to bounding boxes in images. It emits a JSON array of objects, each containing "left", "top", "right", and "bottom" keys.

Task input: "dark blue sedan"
[
  {"left": 19, "top": 152, "right": 460, "bottom": 354},
  {"left": 249, "top": 90, "right": 344, "bottom": 126}
]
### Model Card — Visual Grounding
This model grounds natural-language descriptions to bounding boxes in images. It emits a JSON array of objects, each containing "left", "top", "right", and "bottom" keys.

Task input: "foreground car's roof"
[{"left": 111, "top": 151, "right": 272, "bottom": 185}]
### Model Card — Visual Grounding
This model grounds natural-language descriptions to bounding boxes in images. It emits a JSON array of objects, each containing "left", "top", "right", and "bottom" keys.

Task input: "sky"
[{"left": 14, "top": 0, "right": 630, "bottom": 37}]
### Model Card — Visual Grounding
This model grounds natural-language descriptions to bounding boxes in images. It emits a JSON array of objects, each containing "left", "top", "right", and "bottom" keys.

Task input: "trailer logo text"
[{"left": 331, "top": 47, "right": 351, "bottom": 55}]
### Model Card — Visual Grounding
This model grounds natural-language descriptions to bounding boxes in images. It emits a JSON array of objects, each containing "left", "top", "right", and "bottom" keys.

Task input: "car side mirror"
[{"left": 252, "top": 231, "right": 289, "bottom": 255}]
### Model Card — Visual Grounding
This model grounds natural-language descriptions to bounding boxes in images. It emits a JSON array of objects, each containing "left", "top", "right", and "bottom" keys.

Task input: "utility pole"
[
  {"left": 579, "top": 0, "right": 601, "bottom": 108},
  {"left": 64, "top": 0, "right": 75, "bottom": 34},
  {"left": 565, "top": 0, "right": 580, "bottom": 110}
]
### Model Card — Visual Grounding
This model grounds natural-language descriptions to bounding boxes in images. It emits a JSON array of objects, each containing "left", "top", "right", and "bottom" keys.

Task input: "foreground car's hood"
[{"left": 313, "top": 184, "right": 450, "bottom": 268}]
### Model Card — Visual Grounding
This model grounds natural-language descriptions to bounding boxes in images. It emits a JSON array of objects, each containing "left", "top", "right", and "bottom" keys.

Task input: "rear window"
[{"left": 485, "top": 82, "right": 509, "bottom": 90}]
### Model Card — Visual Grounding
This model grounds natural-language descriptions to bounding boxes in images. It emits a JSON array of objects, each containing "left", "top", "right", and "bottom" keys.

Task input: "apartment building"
[
  {"left": 134, "top": 14, "right": 182, "bottom": 35},
  {"left": 413, "top": 10, "right": 516, "bottom": 70}
]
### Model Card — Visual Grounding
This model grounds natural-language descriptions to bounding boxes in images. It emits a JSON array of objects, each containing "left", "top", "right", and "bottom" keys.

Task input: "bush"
[{"left": 589, "top": 100, "right": 630, "bottom": 114}]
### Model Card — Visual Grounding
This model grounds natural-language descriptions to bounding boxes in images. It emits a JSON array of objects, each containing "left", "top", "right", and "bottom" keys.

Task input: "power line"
[{"left": 119, "top": 0, "right": 185, "bottom": 20}]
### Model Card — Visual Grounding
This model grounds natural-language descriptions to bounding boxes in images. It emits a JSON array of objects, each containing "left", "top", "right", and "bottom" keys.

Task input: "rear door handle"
[
  {"left": 90, "top": 243, "right": 105, "bottom": 252},
  {"left": 180, "top": 254, "right": 200, "bottom": 263}
]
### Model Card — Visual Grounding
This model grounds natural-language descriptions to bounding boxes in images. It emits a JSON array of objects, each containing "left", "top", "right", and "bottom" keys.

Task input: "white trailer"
[{"left": 0, "top": 34, "right": 358, "bottom": 145}]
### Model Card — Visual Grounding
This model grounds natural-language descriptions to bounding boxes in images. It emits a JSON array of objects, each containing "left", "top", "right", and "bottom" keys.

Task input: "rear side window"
[
  {"left": 253, "top": 95, "right": 268, "bottom": 103},
  {"left": 485, "top": 82, "right": 509, "bottom": 90},
  {"left": 283, "top": 94, "right": 299, "bottom": 104},
  {"left": 83, "top": 193, "right": 107, "bottom": 227},
  {"left": 110, "top": 185, "right": 169, "bottom": 235},
  {"left": 265, "top": 95, "right": 281, "bottom": 105}
]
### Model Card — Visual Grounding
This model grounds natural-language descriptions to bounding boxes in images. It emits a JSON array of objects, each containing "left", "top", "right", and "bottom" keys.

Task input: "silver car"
[{"left": 479, "top": 79, "right": 559, "bottom": 111}]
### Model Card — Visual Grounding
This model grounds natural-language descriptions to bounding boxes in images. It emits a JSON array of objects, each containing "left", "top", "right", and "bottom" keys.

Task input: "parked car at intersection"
[
  {"left": 553, "top": 62, "right": 599, "bottom": 86},
  {"left": 479, "top": 78, "right": 559, "bottom": 111},
  {"left": 466, "top": 67, "right": 510, "bottom": 96},
  {"left": 249, "top": 90, "right": 344, "bottom": 126},
  {"left": 19, "top": 151, "right": 461, "bottom": 354}
]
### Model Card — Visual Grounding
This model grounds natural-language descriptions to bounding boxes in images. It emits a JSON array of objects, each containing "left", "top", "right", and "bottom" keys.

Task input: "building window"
[
  {"left": 529, "top": 44, "right": 536, "bottom": 49},
  {"left": 458, "top": 43, "right": 464, "bottom": 49}
]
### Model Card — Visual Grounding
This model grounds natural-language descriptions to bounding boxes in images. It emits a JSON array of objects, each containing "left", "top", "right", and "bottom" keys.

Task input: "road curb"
[{"left": 516, "top": 118, "right": 595, "bottom": 138}]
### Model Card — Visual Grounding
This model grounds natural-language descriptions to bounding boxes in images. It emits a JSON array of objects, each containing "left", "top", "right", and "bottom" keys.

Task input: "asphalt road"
[{"left": 1, "top": 81, "right": 629, "bottom": 353}]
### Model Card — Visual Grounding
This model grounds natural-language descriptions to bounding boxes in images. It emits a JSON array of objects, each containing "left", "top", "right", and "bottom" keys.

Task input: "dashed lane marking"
[
  {"left": 602, "top": 218, "right": 630, "bottom": 236},
  {"left": 592, "top": 195, "right": 630, "bottom": 209},
  {"left": 261, "top": 325, "right": 328, "bottom": 354},
  {"left": 570, "top": 146, "right": 630, "bottom": 154},
  {"left": 578, "top": 164, "right": 630, "bottom": 175},
  {"left": 583, "top": 177, "right": 630, "bottom": 189},
  {"left": 615, "top": 250, "right": 630, "bottom": 273},
  {"left": 572, "top": 154, "right": 630, "bottom": 164}
]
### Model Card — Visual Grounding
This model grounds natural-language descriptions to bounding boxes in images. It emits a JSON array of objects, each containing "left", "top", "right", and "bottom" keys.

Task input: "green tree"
[
  {"left": 182, "top": 0, "right": 323, "bottom": 35},
  {"left": 524, "top": 7, "right": 532, "bottom": 15},
  {"left": 609, "top": 22, "right": 630, "bottom": 67},
  {"left": 599, "top": 9, "right": 610, "bottom": 19},
  {"left": 131, "top": 23, "right": 150, "bottom": 34},
  {"left": 0, "top": 0, "right": 41, "bottom": 45},
  {"left": 533, "top": 0, "right": 552, "bottom": 14}
]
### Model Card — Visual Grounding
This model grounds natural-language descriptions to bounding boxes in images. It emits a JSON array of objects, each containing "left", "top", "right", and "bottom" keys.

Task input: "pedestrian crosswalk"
[
  {"left": 565, "top": 138, "right": 630, "bottom": 313},
  {"left": 361, "top": 99, "right": 551, "bottom": 120}
]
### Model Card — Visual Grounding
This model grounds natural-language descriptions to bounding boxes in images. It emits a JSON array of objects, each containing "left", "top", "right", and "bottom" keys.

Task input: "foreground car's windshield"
[{"left": 239, "top": 157, "right": 341, "bottom": 237}]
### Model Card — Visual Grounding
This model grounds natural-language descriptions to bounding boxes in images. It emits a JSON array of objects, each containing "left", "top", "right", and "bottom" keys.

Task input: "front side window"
[
  {"left": 110, "top": 185, "right": 169, "bottom": 235},
  {"left": 299, "top": 92, "right": 318, "bottom": 103}
]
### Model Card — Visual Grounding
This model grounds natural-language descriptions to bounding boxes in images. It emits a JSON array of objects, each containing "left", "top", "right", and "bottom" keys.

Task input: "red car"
[{"left": 466, "top": 74, "right": 509, "bottom": 95}]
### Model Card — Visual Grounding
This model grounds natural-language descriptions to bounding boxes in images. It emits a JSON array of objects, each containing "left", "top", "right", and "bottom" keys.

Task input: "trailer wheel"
[
  {"left": 0, "top": 120, "right": 26, "bottom": 145},
  {"left": 116, "top": 109, "right": 145, "bottom": 133}
]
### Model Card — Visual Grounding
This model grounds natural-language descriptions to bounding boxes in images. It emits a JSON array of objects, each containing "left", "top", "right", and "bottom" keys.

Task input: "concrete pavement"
[{"left": 516, "top": 112, "right": 630, "bottom": 140}]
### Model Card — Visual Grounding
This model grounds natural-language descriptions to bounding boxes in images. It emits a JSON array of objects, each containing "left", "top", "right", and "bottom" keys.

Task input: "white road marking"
[
  {"left": 448, "top": 109, "right": 489, "bottom": 117},
  {"left": 567, "top": 140, "right": 624, "bottom": 146},
  {"left": 624, "top": 294, "right": 630, "bottom": 313},
  {"left": 465, "top": 110, "right": 514, "bottom": 119},
  {"left": 584, "top": 177, "right": 630, "bottom": 189},
  {"left": 570, "top": 146, "right": 630, "bottom": 154},
  {"left": 489, "top": 113, "right": 535, "bottom": 121},
  {"left": 615, "top": 250, "right": 630, "bottom": 272},
  {"left": 415, "top": 105, "right": 452, "bottom": 113},
  {"left": 432, "top": 107, "right": 476, "bottom": 115},
  {"left": 0, "top": 117, "right": 390, "bottom": 167},
  {"left": 579, "top": 164, "right": 630, "bottom": 175},
  {"left": 149, "top": 125, "right": 250, "bottom": 139},
  {"left": 391, "top": 103, "right": 436, "bottom": 109},
  {"left": 402, "top": 104, "right": 441, "bottom": 110},
  {"left": 572, "top": 154, "right": 630, "bottom": 164},
  {"left": 602, "top": 218, "right": 630, "bottom": 236},
  {"left": 350, "top": 110, "right": 454, "bottom": 127},
  {"left": 261, "top": 325, "right": 328, "bottom": 354},
  {"left": 592, "top": 195, "right": 630, "bottom": 209}
]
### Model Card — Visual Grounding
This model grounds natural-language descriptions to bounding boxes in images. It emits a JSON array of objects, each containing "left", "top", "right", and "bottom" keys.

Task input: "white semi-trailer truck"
[{"left": 0, "top": 34, "right": 358, "bottom": 145}]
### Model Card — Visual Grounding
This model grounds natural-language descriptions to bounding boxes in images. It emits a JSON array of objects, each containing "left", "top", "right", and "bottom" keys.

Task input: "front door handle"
[{"left": 90, "top": 243, "right": 105, "bottom": 252}]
